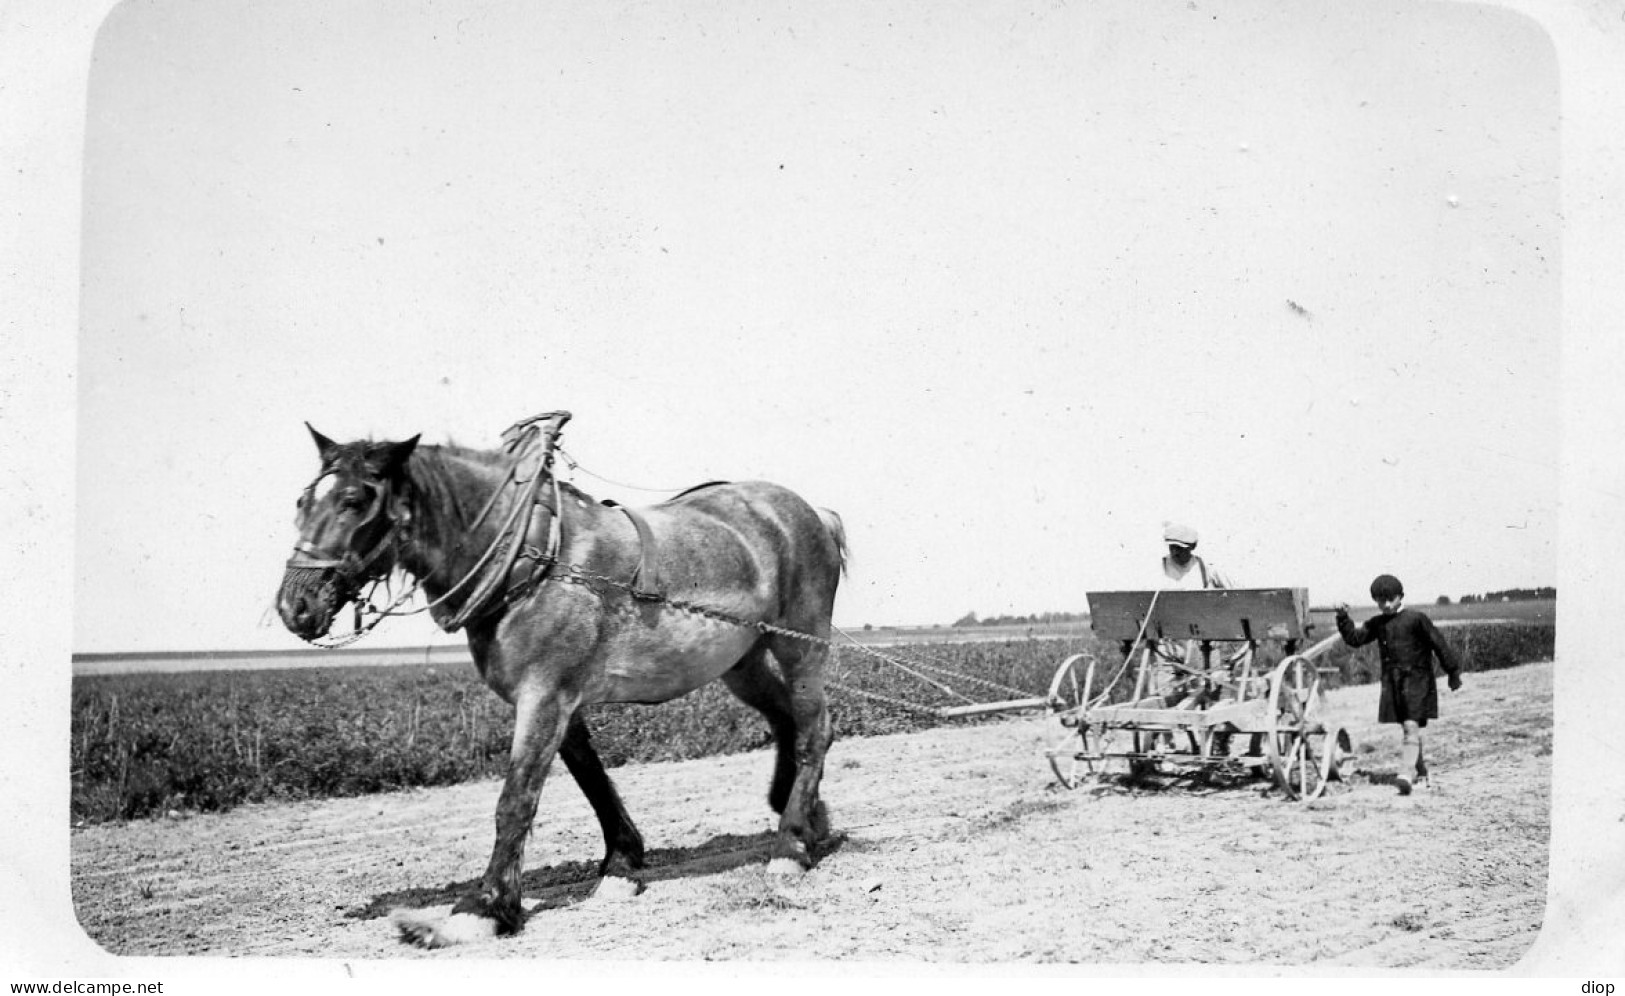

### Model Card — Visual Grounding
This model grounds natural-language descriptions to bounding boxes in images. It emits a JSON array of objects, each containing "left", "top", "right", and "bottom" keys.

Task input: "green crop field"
[{"left": 70, "top": 619, "right": 1554, "bottom": 824}]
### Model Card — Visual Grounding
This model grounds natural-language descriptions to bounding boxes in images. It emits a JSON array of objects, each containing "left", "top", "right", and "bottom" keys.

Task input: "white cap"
[{"left": 1163, "top": 523, "right": 1198, "bottom": 548}]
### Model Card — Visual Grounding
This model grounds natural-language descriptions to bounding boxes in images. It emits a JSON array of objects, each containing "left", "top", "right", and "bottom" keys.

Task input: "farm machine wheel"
[
  {"left": 1265, "top": 655, "right": 1335, "bottom": 801},
  {"left": 1047, "top": 654, "right": 1109, "bottom": 789}
]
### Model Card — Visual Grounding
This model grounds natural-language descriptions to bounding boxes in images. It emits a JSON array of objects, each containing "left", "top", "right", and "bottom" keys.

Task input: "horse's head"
[{"left": 277, "top": 424, "right": 419, "bottom": 641}]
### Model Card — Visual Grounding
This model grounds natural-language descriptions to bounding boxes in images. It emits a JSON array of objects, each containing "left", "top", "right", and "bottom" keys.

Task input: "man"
[
  {"left": 1158, "top": 523, "right": 1232, "bottom": 590},
  {"left": 1151, "top": 524, "right": 1236, "bottom": 732}
]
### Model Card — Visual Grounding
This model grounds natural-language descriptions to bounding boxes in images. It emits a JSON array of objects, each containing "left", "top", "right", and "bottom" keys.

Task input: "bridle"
[
  {"left": 282, "top": 412, "right": 571, "bottom": 648},
  {"left": 279, "top": 469, "right": 409, "bottom": 648},
  {"left": 286, "top": 475, "right": 403, "bottom": 579}
]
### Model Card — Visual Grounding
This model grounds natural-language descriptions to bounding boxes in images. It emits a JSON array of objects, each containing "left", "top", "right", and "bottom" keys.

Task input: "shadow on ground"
[{"left": 348, "top": 828, "right": 850, "bottom": 921}]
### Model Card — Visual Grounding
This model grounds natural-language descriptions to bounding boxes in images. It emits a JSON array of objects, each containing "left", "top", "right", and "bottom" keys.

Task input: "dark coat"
[{"left": 1336, "top": 607, "right": 1463, "bottom": 726}]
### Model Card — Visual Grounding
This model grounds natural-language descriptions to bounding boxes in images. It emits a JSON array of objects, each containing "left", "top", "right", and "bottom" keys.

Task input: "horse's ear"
[
  {"left": 384, "top": 435, "right": 420, "bottom": 474},
  {"left": 306, "top": 423, "right": 339, "bottom": 464},
  {"left": 384, "top": 435, "right": 420, "bottom": 528}
]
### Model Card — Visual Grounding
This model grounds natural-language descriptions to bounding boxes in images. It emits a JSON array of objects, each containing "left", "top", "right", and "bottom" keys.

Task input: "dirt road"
[{"left": 70, "top": 662, "right": 1551, "bottom": 968}]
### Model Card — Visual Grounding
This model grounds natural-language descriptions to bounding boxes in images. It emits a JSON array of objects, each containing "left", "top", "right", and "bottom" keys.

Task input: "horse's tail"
[{"left": 816, "top": 507, "right": 849, "bottom": 577}]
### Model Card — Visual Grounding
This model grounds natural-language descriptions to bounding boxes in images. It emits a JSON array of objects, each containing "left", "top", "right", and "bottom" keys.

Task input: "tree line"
[
  {"left": 1450, "top": 587, "right": 1555, "bottom": 604},
  {"left": 951, "top": 610, "right": 1088, "bottom": 628}
]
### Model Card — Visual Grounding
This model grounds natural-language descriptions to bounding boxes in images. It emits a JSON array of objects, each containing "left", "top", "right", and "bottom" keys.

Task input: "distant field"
[
  {"left": 840, "top": 621, "right": 1092, "bottom": 646},
  {"left": 1324, "top": 598, "right": 1555, "bottom": 626},
  {"left": 72, "top": 643, "right": 473, "bottom": 677},
  {"left": 71, "top": 599, "right": 1554, "bottom": 676},
  {"left": 70, "top": 623, "right": 1097, "bottom": 677},
  {"left": 856, "top": 599, "right": 1557, "bottom": 647}
]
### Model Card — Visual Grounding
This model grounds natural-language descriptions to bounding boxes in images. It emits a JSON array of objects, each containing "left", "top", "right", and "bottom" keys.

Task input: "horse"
[{"left": 275, "top": 412, "right": 848, "bottom": 948}]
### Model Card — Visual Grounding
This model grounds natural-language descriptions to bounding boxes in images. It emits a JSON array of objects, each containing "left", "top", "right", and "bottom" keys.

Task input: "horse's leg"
[
  {"left": 558, "top": 713, "right": 646, "bottom": 899},
  {"left": 762, "top": 633, "right": 835, "bottom": 876},
  {"left": 393, "top": 686, "right": 573, "bottom": 948},
  {"left": 720, "top": 641, "right": 799, "bottom": 814}
]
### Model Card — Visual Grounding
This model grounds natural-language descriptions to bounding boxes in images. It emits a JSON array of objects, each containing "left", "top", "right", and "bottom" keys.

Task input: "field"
[
  {"left": 70, "top": 615, "right": 1556, "bottom": 824},
  {"left": 69, "top": 660, "right": 1554, "bottom": 965}
]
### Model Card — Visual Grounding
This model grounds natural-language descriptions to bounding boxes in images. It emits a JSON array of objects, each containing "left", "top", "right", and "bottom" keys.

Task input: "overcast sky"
[{"left": 73, "top": 0, "right": 1559, "bottom": 653}]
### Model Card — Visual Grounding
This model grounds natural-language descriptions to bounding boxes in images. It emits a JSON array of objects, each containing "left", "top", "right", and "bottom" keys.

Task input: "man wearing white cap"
[
  {"left": 1159, "top": 523, "right": 1232, "bottom": 590},
  {"left": 1151, "top": 524, "right": 1236, "bottom": 732}
]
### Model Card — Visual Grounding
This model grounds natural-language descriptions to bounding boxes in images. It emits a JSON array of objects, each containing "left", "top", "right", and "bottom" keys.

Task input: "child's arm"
[
  {"left": 1333, "top": 603, "right": 1374, "bottom": 647},
  {"left": 1421, "top": 614, "right": 1465, "bottom": 690}
]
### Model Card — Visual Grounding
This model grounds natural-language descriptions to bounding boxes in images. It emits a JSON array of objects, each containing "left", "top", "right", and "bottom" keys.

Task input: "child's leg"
[{"left": 1399, "top": 720, "right": 1421, "bottom": 788}]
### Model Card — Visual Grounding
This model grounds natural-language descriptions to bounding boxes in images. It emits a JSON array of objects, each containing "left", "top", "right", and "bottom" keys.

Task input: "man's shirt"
[{"left": 1158, "top": 555, "right": 1231, "bottom": 590}]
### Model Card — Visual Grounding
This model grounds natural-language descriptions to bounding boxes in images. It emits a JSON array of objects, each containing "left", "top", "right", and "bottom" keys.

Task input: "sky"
[{"left": 72, "top": 0, "right": 1561, "bottom": 653}]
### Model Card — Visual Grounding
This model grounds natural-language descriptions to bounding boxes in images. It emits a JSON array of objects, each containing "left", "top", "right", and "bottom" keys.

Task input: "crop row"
[{"left": 70, "top": 623, "right": 1553, "bottom": 823}]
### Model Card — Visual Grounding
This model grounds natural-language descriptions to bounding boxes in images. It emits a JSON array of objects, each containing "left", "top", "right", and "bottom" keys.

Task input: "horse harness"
[
  {"left": 595, "top": 479, "right": 731, "bottom": 603},
  {"left": 500, "top": 480, "right": 753, "bottom": 628},
  {"left": 289, "top": 417, "right": 988, "bottom": 716},
  {"left": 297, "top": 412, "right": 830, "bottom": 649}
]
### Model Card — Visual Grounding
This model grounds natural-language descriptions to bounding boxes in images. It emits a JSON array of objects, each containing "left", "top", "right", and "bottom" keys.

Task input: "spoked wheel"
[
  {"left": 1265, "top": 655, "right": 1334, "bottom": 801},
  {"left": 1047, "top": 654, "right": 1107, "bottom": 789},
  {"left": 1049, "top": 734, "right": 1111, "bottom": 789}
]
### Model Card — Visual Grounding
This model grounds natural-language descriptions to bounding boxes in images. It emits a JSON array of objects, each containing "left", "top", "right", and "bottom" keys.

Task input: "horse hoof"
[
  {"left": 390, "top": 908, "right": 498, "bottom": 948},
  {"left": 591, "top": 875, "right": 644, "bottom": 902},
  {"left": 764, "top": 857, "right": 808, "bottom": 880}
]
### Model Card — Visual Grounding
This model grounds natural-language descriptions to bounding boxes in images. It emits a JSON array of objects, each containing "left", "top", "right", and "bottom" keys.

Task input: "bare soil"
[{"left": 69, "top": 662, "right": 1551, "bottom": 968}]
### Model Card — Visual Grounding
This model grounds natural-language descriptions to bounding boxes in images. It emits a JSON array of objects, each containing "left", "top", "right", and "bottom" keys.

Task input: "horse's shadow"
[{"left": 349, "top": 829, "right": 849, "bottom": 922}]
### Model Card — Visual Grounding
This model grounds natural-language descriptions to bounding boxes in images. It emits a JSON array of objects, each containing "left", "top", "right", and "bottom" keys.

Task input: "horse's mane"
[
  {"left": 406, "top": 443, "right": 600, "bottom": 528},
  {"left": 420, "top": 441, "right": 508, "bottom": 467}
]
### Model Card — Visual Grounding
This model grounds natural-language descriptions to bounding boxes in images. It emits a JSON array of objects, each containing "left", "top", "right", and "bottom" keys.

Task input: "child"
[{"left": 1334, "top": 574, "right": 1464, "bottom": 795}]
